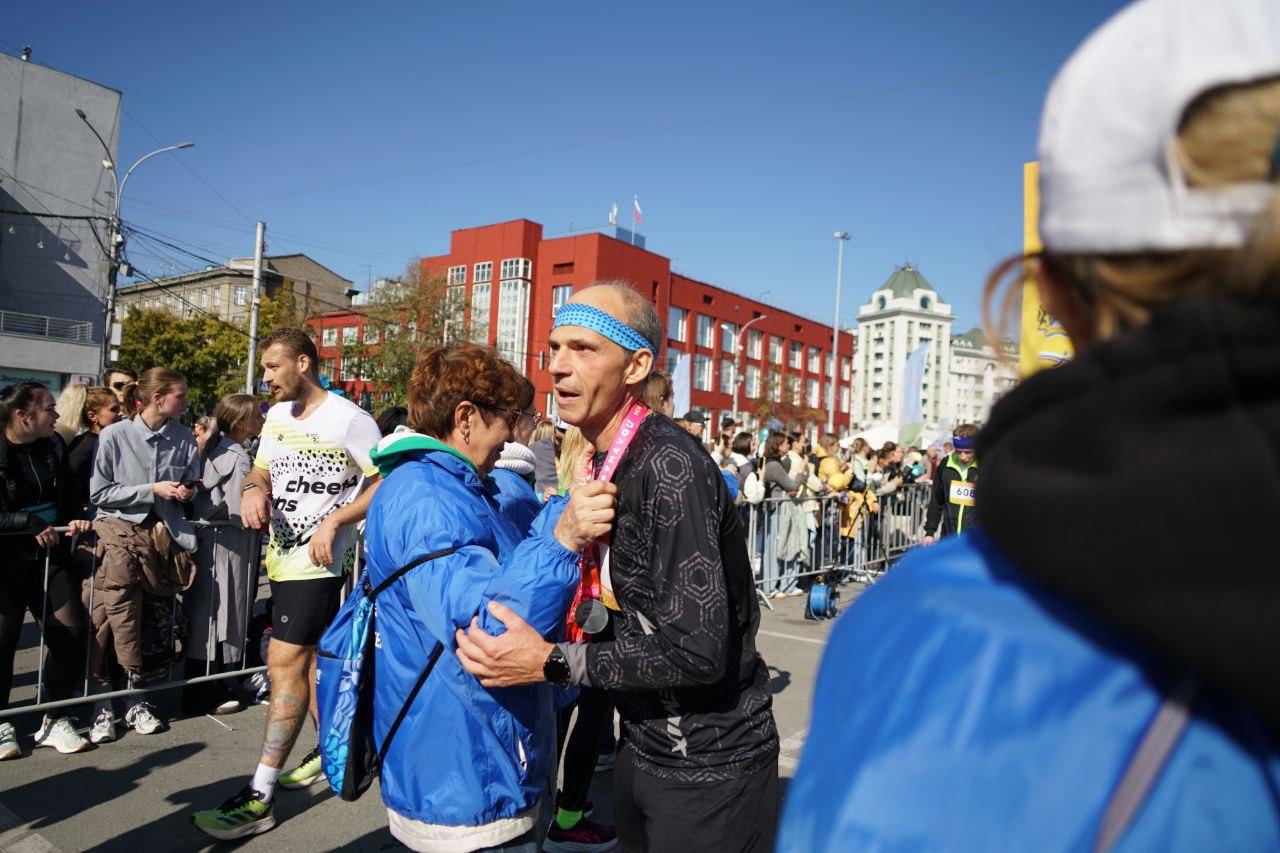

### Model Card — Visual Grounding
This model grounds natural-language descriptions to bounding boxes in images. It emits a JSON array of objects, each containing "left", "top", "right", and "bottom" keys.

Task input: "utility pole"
[
  {"left": 828, "top": 231, "right": 851, "bottom": 434},
  {"left": 75, "top": 108, "right": 192, "bottom": 375},
  {"left": 732, "top": 315, "right": 769, "bottom": 425},
  {"left": 245, "top": 221, "right": 266, "bottom": 393}
]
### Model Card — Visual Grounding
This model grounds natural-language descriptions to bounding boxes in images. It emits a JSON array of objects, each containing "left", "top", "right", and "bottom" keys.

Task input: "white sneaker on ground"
[
  {"left": 212, "top": 699, "right": 242, "bottom": 715},
  {"left": 32, "top": 717, "right": 89, "bottom": 754},
  {"left": 89, "top": 707, "right": 118, "bottom": 744},
  {"left": 124, "top": 702, "right": 165, "bottom": 735},
  {"left": 0, "top": 721, "right": 20, "bottom": 759}
]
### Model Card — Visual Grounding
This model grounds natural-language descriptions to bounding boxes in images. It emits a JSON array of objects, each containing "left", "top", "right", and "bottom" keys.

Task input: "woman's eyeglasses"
[
  {"left": 111, "top": 381, "right": 128, "bottom": 390},
  {"left": 489, "top": 407, "right": 542, "bottom": 428}
]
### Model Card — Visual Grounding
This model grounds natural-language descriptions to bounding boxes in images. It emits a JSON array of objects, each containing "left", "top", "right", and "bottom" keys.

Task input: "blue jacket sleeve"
[
  {"left": 397, "top": 497, "right": 576, "bottom": 648},
  {"left": 478, "top": 496, "right": 578, "bottom": 639}
]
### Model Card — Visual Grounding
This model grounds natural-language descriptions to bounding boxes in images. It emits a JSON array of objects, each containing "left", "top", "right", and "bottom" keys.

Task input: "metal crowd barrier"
[
  {"left": 1, "top": 519, "right": 267, "bottom": 721},
  {"left": 744, "top": 482, "right": 932, "bottom": 607}
]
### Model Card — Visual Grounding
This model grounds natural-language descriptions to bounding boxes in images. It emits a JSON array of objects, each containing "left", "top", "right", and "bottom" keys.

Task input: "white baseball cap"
[{"left": 1038, "top": 0, "right": 1280, "bottom": 254}]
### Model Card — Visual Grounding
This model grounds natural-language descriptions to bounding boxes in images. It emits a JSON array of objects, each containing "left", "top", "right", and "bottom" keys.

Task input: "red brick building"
[{"left": 311, "top": 218, "right": 856, "bottom": 433}]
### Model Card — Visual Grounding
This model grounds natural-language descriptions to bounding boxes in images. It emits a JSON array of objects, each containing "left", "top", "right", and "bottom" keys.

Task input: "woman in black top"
[
  {"left": 0, "top": 383, "right": 93, "bottom": 758},
  {"left": 65, "top": 386, "right": 122, "bottom": 510}
]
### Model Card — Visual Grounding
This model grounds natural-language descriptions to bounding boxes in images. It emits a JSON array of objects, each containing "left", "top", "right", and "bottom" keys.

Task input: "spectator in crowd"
[
  {"left": 0, "top": 383, "right": 92, "bottom": 758},
  {"left": 66, "top": 387, "right": 122, "bottom": 509},
  {"left": 457, "top": 283, "right": 779, "bottom": 852},
  {"left": 490, "top": 377, "right": 543, "bottom": 535},
  {"left": 642, "top": 371, "right": 674, "bottom": 417},
  {"left": 923, "top": 423, "right": 978, "bottom": 545},
  {"left": 192, "top": 415, "right": 216, "bottom": 455},
  {"left": 102, "top": 366, "right": 136, "bottom": 406},
  {"left": 847, "top": 436, "right": 872, "bottom": 486},
  {"left": 52, "top": 382, "right": 88, "bottom": 445},
  {"left": 183, "top": 394, "right": 265, "bottom": 717},
  {"left": 763, "top": 432, "right": 808, "bottom": 598},
  {"left": 193, "top": 328, "right": 382, "bottom": 839},
  {"left": 351, "top": 341, "right": 593, "bottom": 851},
  {"left": 530, "top": 418, "right": 562, "bottom": 499},
  {"left": 679, "top": 410, "right": 706, "bottom": 441},
  {"left": 785, "top": 433, "right": 822, "bottom": 588},
  {"left": 780, "top": 2, "right": 1280, "bottom": 847},
  {"left": 88, "top": 367, "right": 201, "bottom": 743},
  {"left": 375, "top": 405, "right": 409, "bottom": 437}
]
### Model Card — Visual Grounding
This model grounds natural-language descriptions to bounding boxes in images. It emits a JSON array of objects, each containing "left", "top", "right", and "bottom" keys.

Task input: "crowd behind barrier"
[
  {"left": 1, "top": 519, "right": 269, "bottom": 721},
  {"left": 4, "top": 483, "right": 935, "bottom": 719}
]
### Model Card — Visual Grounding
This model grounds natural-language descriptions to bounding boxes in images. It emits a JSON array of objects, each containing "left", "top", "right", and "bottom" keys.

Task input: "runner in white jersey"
[{"left": 194, "top": 328, "right": 382, "bottom": 841}]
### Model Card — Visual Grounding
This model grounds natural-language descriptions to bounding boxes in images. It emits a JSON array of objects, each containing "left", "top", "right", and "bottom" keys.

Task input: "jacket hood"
[
  {"left": 978, "top": 295, "right": 1280, "bottom": 732},
  {"left": 369, "top": 427, "right": 476, "bottom": 478}
]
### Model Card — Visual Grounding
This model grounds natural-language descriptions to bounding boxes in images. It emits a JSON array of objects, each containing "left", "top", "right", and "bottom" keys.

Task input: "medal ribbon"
[{"left": 564, "top": 400, "right": 649, "bottom": 641}]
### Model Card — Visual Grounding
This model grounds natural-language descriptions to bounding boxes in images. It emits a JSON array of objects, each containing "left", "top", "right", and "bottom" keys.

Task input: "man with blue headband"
[
  {"left": 923, "top": 422, "right": 979, "bottom": 544},
  {"left": 457, "top": 282, "right": 781, "bottom": 852}
]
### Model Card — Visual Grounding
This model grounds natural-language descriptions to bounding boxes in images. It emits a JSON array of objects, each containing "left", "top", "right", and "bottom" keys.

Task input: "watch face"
[{"left": 544, "top": 651, "right": 571, "bottom": 687}]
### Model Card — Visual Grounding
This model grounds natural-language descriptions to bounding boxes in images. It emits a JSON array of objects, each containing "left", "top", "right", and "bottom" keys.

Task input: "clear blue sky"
[{"left": 7, "top": 0, "right": 1124, "bottom": 332}]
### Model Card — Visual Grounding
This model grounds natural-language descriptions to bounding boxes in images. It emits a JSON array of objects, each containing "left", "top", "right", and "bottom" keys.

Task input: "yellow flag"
[{"left": 1020, "top": 161, "right": 1074, "bottom": 377}]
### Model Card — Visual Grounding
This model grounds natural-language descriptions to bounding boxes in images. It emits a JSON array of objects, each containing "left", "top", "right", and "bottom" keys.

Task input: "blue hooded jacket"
[
  {"left": 363, "top": 433, "right": 578, "bottom": 829},
  {"left": 777, "top": 533, "right": 1280, "bottom": 851}
]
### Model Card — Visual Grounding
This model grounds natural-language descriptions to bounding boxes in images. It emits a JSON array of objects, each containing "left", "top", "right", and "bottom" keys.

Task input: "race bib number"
[{"left": 949, "top": 481, "right": 976, "bottom": 507}]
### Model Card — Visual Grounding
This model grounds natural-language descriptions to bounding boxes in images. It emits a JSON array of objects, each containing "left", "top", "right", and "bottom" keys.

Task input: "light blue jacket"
[
  {"left": 364, "top": 436, "right": 578, "bottom": 829},
  {"left": 778, "top": 532, "right": 1280, "bottom": 851}
]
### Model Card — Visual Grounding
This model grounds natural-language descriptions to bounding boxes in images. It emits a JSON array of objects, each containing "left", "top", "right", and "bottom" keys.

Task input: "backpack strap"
[
  {"left": 364, "top": 546, "right": 460, "bottom": 600},
  {"left": 362, "top": 545, "right": 460, "bottom": 771},
  {"left": 376, "top": 640, "right": 444, "bottom": 769},
  {"left": 1092, "top": 677, "right": 1198, "bottom": 852}
]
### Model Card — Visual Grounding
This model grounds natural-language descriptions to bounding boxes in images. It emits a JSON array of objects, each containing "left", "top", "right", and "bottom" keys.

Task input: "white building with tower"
[
  {"left": 852, "top": 264, "right": 954, "bottom": 430},
  {"left": 851, "top": 263, "right": 1018, "bottom": 435}
]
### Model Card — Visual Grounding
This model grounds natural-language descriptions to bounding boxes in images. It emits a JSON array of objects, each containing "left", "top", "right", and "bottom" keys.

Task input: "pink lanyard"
[
  {"left": 566, "top": 400, "right": 649, "bottom": 640},
  {"left": 589, "top": 400, "right": 649, "bottom": 482}
]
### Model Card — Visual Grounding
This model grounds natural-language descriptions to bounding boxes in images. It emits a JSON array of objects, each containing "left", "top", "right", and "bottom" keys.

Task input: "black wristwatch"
[{"left": 543, "top": 645, "right": 571, "bottom": 688}]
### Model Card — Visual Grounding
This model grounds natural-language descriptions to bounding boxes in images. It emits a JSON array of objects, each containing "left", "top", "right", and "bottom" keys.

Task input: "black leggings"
[
  {"left": 0, "top": 555, "right": 87, "bottom": 707},
  {"left": 555, "top": 687, "right": 613, "bottom": 812}
]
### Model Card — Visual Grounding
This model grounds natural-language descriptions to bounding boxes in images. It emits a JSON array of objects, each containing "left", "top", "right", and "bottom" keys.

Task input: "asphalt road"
[{"left": 0, "top": 591, "right": 854, "bottom": 852}]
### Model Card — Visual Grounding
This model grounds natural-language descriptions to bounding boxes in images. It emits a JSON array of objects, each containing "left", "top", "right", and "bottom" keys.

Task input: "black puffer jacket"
[{"left": 0, "top": 435, "right": 84, "bottom": 551}]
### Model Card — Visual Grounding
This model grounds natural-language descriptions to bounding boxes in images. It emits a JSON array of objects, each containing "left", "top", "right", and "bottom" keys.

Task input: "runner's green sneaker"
[
  {"left": 192, "top": 785, "right": 275, "bottom": 840},
  {"left": 279, "top": 747, "right": 325, "bottom": 789}
]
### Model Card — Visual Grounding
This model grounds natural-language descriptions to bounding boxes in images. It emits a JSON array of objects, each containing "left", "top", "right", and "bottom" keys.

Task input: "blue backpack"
[{"left": 316, "top": 546, "right": 457, "bottom": 801}]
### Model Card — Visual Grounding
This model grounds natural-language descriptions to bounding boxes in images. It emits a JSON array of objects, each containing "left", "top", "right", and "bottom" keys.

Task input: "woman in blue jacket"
[
  {"left": 779, "top": 2, "right": 1280, "bottom": 850},
  {"left": 363, "top": 342, "right": 613, "bottom": 853}
]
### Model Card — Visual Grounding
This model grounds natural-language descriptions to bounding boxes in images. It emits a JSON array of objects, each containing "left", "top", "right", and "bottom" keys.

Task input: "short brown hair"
[
  {"left": 408, "top": 342, "right": 528, "bottom": 439},
  {"left": 953, "top": 423, "right": 978, "bottom": 440},
  {"left": 261, "top": 327, "right": 319, "bottom": 374}
]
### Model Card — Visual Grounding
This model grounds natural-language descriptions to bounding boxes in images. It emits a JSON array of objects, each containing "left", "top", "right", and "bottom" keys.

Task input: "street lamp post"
[
  {"left": 828, "top": 231, "right": 851, "bottom": 434},
  {"left": 76, "top": 108, "right": 193, "bottom": 373},
  {"left": 731, "top": 314, "right": 768, "bottom": 425}
]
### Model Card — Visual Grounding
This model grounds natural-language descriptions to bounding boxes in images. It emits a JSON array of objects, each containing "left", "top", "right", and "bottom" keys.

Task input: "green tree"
[
  {"left": 118, "top": 293, "right": 296, "bottom": 415},
  {"left": 358, "top": 260, "right": 460, "bottom": 406}
]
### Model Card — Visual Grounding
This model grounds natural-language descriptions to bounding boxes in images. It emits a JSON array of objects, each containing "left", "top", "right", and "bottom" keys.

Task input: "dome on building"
[{"left": 877, "top": 263, "right": 941, "bottom": 301}]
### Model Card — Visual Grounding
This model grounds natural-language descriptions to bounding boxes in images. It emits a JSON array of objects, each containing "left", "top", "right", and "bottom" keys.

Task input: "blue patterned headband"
[
  {"left": 553, "top": 303, "right": 655, "bottom": 353},
  {"left": 952, "top": 435, "right": 976, "bottom": 451}
]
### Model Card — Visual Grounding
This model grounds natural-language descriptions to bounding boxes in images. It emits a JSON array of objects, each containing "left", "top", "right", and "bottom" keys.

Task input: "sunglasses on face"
[{"left": 111, "top": 381, "right": 128, "bottom": 390}]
